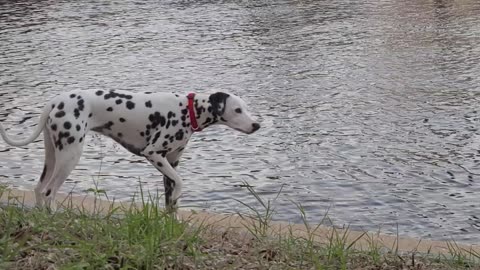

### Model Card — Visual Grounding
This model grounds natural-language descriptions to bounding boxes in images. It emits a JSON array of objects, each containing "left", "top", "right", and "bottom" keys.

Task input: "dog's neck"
[{"left": 186, "top": 93, "right": 222, "bottom": 132}]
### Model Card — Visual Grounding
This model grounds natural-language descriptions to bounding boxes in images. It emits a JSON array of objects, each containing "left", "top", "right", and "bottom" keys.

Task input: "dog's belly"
[
  {"left": 91, "top": 127, "right": 147, "bottom": 156},
  {"left": 92, "top": 121, "right": 191, "bottom": 157}
]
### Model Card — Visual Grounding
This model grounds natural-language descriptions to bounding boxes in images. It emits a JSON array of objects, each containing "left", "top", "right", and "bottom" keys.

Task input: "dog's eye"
[{"left": 235, "top": 108, "right": 242, "bottom": 114}]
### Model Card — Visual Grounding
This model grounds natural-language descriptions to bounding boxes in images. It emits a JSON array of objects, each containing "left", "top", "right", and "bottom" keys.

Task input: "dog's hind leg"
[
  {"left": 34, "top": 128, "right": 56, "bottom": 208},
  {"left": 42, "top": 138, "right": 84, "bottom": 211}
]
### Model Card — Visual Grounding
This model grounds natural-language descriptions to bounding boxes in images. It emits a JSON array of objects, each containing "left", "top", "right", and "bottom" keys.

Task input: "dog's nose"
[{"left": 252, "top": 123, "right": 260, "bottom": 132}]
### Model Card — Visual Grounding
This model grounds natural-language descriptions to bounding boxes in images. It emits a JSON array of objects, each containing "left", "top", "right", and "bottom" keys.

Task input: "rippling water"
[{"left": 1, "top": 0, "right": 480, "bottom": 243}]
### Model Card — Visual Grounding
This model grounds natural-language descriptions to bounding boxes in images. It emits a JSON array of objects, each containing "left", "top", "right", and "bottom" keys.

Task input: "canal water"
[{"left": 1, "top": 0, "right": 480, "bottom": 243}]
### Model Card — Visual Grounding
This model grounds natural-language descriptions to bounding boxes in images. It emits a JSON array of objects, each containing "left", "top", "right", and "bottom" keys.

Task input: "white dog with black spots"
[{"left": 0, "top": 90, "right": 260, "bottom": 212}]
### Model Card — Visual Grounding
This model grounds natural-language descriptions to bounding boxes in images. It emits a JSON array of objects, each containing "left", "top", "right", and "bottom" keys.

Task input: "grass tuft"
[{"left": 0, "top": 184, "right": 201, "bottom": 269}]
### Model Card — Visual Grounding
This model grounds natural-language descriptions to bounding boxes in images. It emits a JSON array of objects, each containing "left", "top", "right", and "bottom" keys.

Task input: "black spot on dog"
[
  {"left": 168, "top": 112, "right": 174, "bottom": 119},
  {"left": 152, "top": 131, "right": 161, "bottom": 145},
  {"left": 76, "top": 124, "right": 81, "bottom": 131},
  {"left": 125, "top": 95, "right": 132, "bottom": 99},
  {"left": 162, "top": 141, "right": 168, "bottom": 147},
  {"left": 106, "top": 121, "right": 114, "bottom": 130},
  {"left": 164, "top": 134, "right": 170, "bottom": 139},
  {"left": 51, "top": 124, "right": 57, "bottom": 131},
  {"left": 74, "top": 109, "right": 80, "bottom": 119},
  {"left": 148, "top": 151, "right": 154, "bottom": 155},
  {"left": 181, "top": 109, "right": 188, "bottom": 115},
  {"left": 40, "top": 165, "right": 47, "bottom": 182},
  {"left": 64, "top": 122, "right": 71, "bottom": 130},
  {"left": 140, "top": 132, "right": 144, "bottom": 137},
  {"left": 51, "top": 104, "right": 55, "bottom": 109},
  {"left": 156, "top": 150, "right": 167, "bottom": 157},
  {"left": 118, "top": 133, "right": 123, "bottom": 137},
  {"left": 88, "top": 113, "right": 93, "bottom": 118},
  {"left": 195, "top": 104, "right": 205, "bottom": 118},
  {"left": 119, "top": 117, "right": 126, "bottom": 123},
  {"left": 148, "top": 112, "right": 166, "bottom": 129},
  {"left": 58, "top": 102, "right": 64, "bottom": 110},
  {"left": 107, "top": 107, "right": 113, "bottom": 112},
  {"left": 45, "top": 189, "right": 51, "bottom": 197},
  {"left": 126, "top": 101, "right": 135, "bottom": 110},
  {"left": 67, "top": 136, "right": 75, "bottom": 144},
  {"left": 77, "top": 99, "right": 85, "bottom": 111},
  {"left": 179, "top": 102, "right": 183, "bottom": 107},
  {"left": 209, "top": 92, "right": 230, "bottom": 117},
  {"left": 175, "top": 129, "right": 184, "bottom": 141},
  {"left": 166, "top": 120, "right": 171, "bottom": 129},
  {"left": 55, "top": 111, "right": 65, "bottom": 118},
  {"left": 79, "top": 137, "right": 83, "bottom": 143},
  {"left": 145, "top": 101, "right": 152, "bottom": 108},
  {"left": 144, "top": 92, "right": 152, "bottom": 94},
  {"left": 59, "top": 131, "right": 70, "bottom": 138},
  {"left": 104, "top": 93, "right": 112, "bottom": 100},
  {"left": 70, "top": 94, "right": 76, "bottom": 98},
  {"left": 172, "top": 120, "right": 179, "bottom": 127},
  {"left": 146, "top": 130, "right": 150, "bottom": 136},
  {"left": 96, "top": 90, "right": 104, "bottom": 96},
  {"left": 156, "top": 162, "right": 163, "bottom": 167},
  {"left": 116, "top": 99, "right": 123, "bottom": 105},
  {"left": 77, "top": 95, "right": 82, "bottom": 100}
]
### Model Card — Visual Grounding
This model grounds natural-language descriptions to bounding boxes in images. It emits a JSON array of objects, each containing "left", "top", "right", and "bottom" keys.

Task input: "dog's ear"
[{"left": 209, "top": 92, "right": 230, "bottom": 116}]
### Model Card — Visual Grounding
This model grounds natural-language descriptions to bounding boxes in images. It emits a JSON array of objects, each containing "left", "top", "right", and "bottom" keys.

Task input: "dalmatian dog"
[{"left": 0, "top": 90, "right": 260, "bottom": 212}]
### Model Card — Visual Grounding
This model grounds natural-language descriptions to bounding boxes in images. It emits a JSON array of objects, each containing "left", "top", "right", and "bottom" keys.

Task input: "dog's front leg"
[{"left": 145, "top": 153, "right": 183, "bottom": 213}]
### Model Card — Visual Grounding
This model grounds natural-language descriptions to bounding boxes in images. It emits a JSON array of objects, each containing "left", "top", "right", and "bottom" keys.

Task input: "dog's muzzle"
[{"left": 251, "top": 123, "right": 260, "bottom": 133}]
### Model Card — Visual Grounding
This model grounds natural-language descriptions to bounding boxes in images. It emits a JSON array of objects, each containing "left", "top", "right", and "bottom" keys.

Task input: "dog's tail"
[{"left": 0, "top": 104, "right": 52, "bottom": 147}]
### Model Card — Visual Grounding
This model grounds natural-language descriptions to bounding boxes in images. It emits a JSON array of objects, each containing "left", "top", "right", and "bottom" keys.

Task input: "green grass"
[
  {"left": 0, "top": 185, "right": 204, "bottom": 269},
  {"left": 0, "top": 183, "right": 479, "bottom": 269}
]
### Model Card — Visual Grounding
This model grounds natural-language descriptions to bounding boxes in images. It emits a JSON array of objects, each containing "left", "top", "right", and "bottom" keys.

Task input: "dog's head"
[{"left": 209, "top": 92, "right": 260, "bottom": 134}]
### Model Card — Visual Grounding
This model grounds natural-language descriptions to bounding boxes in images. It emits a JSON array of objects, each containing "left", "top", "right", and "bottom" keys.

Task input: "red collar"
[{"left": 187, "top": 93, "right": 202, "bottom": 132}]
